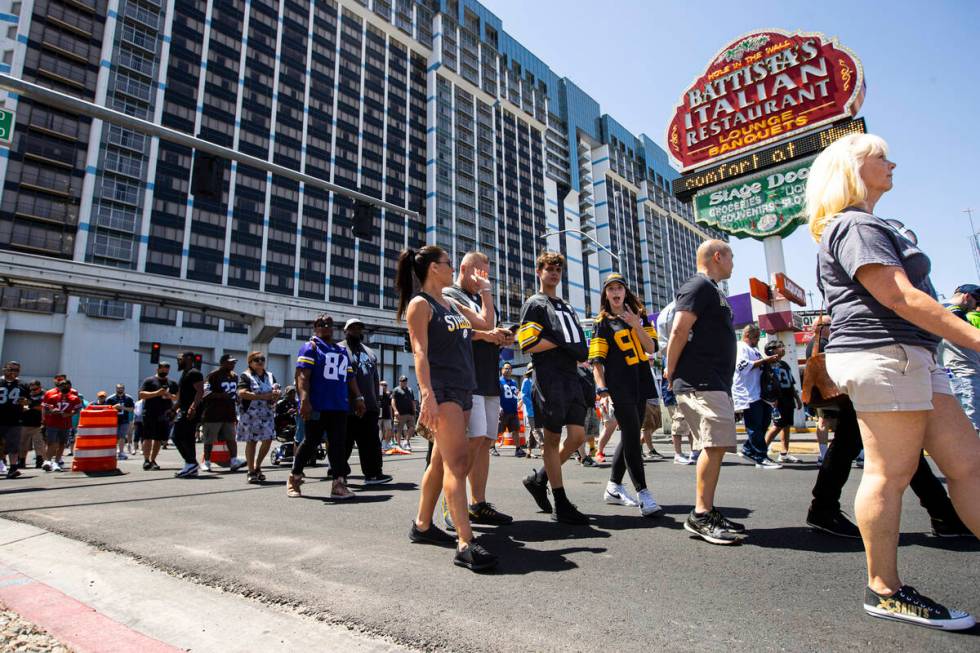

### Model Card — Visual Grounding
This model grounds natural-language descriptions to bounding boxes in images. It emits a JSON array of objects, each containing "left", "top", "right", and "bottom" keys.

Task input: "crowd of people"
[{"left": 1, "top": 131, "right": 977, "bottom": 630}]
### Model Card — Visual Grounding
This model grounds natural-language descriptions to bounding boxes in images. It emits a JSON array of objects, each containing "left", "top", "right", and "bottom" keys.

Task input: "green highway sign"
[
  {"left": 693, "top": 156, "right": 815, "bottom": 241},
  {"left": 0, "top": 108, "right": 14, "bottom": 146}
]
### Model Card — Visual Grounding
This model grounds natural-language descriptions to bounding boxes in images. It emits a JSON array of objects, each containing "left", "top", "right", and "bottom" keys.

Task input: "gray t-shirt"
[{"left": 817, "top": 208, "right": 940, "bottom": 352}]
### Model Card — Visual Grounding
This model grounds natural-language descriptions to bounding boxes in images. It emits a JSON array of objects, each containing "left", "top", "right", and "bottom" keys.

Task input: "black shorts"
[
  {"left": 498, "top": 411, "right": 520, "bottom": 435},
  {"left": 773, "top": 398, "right": 795, "bottom": 428},
  {"left": 142, "top": 416, "right": 173, "bottom": 441},
  {"left": 532, "top": 371, "right": 586, "bottom": 433},
  {"left": 434, "top": 387, "right": 473, "bottom": 412}
]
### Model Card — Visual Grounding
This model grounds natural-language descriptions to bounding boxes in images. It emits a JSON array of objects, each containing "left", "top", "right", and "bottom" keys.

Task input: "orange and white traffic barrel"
[{"left": 72, "top": 405, "right": 119, "bottom": 473}]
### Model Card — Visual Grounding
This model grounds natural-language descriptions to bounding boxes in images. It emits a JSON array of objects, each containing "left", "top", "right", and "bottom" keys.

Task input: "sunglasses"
[
  {"left": 884, "top": 218, "right": 917, "bottom": 246},
  {"left": 252, "top": 357, "right": 266, "bottom": 363}
]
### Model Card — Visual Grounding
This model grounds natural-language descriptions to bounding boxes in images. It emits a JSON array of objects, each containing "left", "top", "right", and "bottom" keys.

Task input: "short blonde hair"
[{"left": 805, "top": 133, "right": 889, "bottom": 242}]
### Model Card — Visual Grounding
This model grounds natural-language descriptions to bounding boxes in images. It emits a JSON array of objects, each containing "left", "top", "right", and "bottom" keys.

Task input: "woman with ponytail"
[
  {"left": 808, "top": 133, "right": 980, "bottom": 629},
  {"left": 398, "top": 246, "right": 499, "bottom": 571}
]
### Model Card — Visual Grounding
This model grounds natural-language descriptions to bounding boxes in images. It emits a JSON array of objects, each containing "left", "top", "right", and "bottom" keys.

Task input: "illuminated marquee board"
[
  {"left": 672, "top": 117, "right": 865, "bottom": 199},
  {"left": 666, "top": 29, "right": 864, "bottom": 172}
]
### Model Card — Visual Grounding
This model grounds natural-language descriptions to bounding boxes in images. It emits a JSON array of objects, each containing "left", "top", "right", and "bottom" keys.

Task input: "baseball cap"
[
  {"left": 157, "top": 361, "right": 171, "bottom": 368},
  {"left": 344, "top": 318, "right": 365, "bottom": 330},
  {"left": 602, "top": 272, "right": 629, "bottom": 293},
  {"left": 955, "top": 284, "right": 980, "bottom": 300},
  {"left": 399, "top": 375, "right": 408, "bottom": 381},
  {"left": 219, "top": 353, "right": 237, "bottom": 363}
]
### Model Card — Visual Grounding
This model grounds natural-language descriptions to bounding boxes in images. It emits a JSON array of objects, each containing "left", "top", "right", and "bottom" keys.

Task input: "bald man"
[{"left": 666, "top": 240, "right": 746, "bottom": 545}]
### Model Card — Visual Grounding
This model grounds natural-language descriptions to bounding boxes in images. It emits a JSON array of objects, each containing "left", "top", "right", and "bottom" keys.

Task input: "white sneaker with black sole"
[
  {"left": 603, "top": 481, "right": 638, "bottom": 507},
  {"left": 636, "top": 489, "right": 664, "bottom": 517},
  {"left": 674, "top": 453, "right": 695, "bottom": 465},
  {"left": 755, "top": 458, "right": 783, "bottom": 470},
  {"left": 175, "top": 463, "right": 199, "bottom": 478},
  {"left": 864, "top": 585, "right": 976, "bottom": 630}
]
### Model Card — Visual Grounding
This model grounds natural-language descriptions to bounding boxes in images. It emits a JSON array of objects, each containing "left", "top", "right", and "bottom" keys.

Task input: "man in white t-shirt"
[{"left": 733, "top": 324, "right": 781, "bottom": 469}]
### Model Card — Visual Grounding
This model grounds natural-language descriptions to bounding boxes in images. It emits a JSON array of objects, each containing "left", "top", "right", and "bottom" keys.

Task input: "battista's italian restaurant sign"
[
  {"left": 693, "top": 156, "right": 814, "bottom": 240},
  {"left": 667, "top": 29, "right": 864, "bottom": 172}
]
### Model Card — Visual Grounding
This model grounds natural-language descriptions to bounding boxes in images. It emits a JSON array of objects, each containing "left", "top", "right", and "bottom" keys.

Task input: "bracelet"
[
  {"left": 596, "top": 387, "right": 609, "bottom": 394},
  {"left": 354, "top": 396, "right": 365, "bottom": 402}
]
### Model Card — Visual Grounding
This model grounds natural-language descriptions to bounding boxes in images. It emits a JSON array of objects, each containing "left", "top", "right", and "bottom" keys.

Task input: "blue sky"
[{"left": 487, "top": 0, "right": 980, "bottom": 305}]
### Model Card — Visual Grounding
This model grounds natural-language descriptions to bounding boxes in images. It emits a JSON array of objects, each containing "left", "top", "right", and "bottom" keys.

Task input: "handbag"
[{"left": 800, "top": 316, "right": 846, "bottom": 408}]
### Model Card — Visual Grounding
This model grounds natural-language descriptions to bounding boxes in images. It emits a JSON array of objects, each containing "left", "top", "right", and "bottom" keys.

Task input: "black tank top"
[{"left": 418, "top": 292, "right": 477, "bottom": 392}]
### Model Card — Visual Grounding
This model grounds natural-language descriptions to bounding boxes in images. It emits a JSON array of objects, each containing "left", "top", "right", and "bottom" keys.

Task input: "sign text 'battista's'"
[{"left": 666, "top": 29, "right": 864, "bottom": 172}]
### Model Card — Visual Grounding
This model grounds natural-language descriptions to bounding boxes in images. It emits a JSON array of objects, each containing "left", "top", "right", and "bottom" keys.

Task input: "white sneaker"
[
  {"left": 42, "top": 460, "right": 52, "bottom": 472},
  {"left": 201, "top": 460, "right": 212, "bottom": 472},
  {"left": 175, "top": 463, "right": 199, "bottom": 478},
  {"left": 603, "top": 481, "right": 638, "bottom": 507},
  {"left": 777, "top": 453, "right": 801, "bottom": 463},
  {"left": 637, "top": 488, "right": 665, "bottom": 517},
  {"left": 229, "top": 457, "right": 247, "bottom": 472},
  {"left": 50, "top": 461, "right": 62, "bottom": 472},
  {"left": 755, "top": 458, "right": 783, "bottom": 470},
  {"left": 0, "top": 461, "right": 6, "bottom": 474},
  {"left": 117, "top": 452, "right": 129, "bottom": 460},
  {"left": 674, "top": 453, "right": 695, "bottom": 465}
]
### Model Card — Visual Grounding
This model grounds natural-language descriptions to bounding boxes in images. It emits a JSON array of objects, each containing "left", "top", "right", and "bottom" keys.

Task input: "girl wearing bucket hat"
[{"left": 588, "top": 273, "right": 664, "bottom": 517}]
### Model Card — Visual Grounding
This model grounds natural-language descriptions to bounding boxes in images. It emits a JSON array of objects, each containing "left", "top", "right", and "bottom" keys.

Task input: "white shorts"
[
  {"left": 467, "top": 394, "right": 500, "bottom": 440},
  {"left": 827, "top": 343, "right": 952, "bottom": 413}
]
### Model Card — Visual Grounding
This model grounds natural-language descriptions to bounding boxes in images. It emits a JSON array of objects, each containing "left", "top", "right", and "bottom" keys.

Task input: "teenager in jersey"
[
  {"left": 589, "top": 273, "right": 664, "bottom": 517},
  {"left": 399, "top": 246, "right": 498, "bottom": 572},
  {"left": 288, "top": 314, "right": 365, "bottom": 499},
  {"left": 516, "top": 251, "right": 590, "bottom": 525}
]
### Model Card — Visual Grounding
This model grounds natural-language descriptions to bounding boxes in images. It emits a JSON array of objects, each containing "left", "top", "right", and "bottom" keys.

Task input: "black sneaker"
[
  {"left": 441, "top": 496, "right": 456, "bottom": 532},
  {"left": 864, "top": 585, "right": 976, "bottom": 630},
  {"left": 408, "top": 521, "right": 456, "bottom": 547},
  {"left": 710, "top": 508, "right": 747, "bottom": 538},
  {"left": 142, "top": 460, "right": 152, "bottom": 471},
  {"left": 515, "top": 447, "right": 526, "bottom": 458},
  {"left": 684, "top": 510, "right": 740, "bottom": 545},
  {"left": 807, "top": 509, "right": 862, "bottom": 539},
  {"left": 469, "top": 501, "right": 513, "bottom": 525},
  {"left": 453, "top": 543, "right": 498, "bottom": 572},
  {"left": 150, "top": 461, "right": 161, "bottom": 471},
  {"left": 364, "top": 473, "right": 393, "bottom": 485},
  {"left": 930, "top": 514, "right": 973, "bottom": 538},
  {"left": 6, "top": 468, "right": 22, "bottom": 479},
  {"left": 552, "top": 501, "right": 589, "bottom": 525},
  {"left": 581, "top": 455, "right": 597, "bottom": 467},
  {"left": 35, "top": 457, "right": 43, "bottom": 469},
  {"left": 522, "top": 469, "right": 552, "bottom": 513}
]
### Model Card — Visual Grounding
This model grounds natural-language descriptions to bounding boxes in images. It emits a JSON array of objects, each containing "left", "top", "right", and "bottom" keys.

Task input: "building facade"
[{"left": 0, "top": 0, "right": 721, "bottom": 396}]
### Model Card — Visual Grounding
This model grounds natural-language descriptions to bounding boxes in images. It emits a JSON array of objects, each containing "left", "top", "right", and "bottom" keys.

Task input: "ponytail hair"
[{"left": 395, "top": 245, "right": 446, "bottom": 321}]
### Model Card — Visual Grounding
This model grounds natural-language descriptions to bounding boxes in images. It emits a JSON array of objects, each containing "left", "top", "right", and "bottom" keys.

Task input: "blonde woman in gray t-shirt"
[{"left": 808, "top": 133, "right": 980, "bottom": 630}]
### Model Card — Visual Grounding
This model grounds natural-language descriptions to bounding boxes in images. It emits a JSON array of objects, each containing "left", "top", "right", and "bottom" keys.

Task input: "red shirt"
[{"left": 42, "top": 389, "right": 82, "bottom": 430}]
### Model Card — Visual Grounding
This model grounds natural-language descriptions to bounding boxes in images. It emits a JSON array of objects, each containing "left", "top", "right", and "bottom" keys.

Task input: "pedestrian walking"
[
  {"left": 657, "top": 301, "right": 697, "bottom": 465},
  {"left": 940, "top": 284, "right": 980, "bottom": 430},
  {"left": 41, "top": 378, "right": 82, "bottom": 472},
  {"left": 172, "top": 352, "right": 205, "bottom": 478},
  {"left": 808, "top": 132, "right": 979, "bottom": 629},
  {"left": 762, "top": 340, "right": 803, "bottom": 463},
  {"left": 517, "top": 251, "right": 590, "bottom": 525},
  {"left": 391, "top": 376, "right": 416, "bottom": 451},
  {"left": 733, "top": 325, "right": 781, "bottom": 469},
  {"left": 138, "top": 363, "right": 177, "bottom": 470},
  {"left": 399, "top": 246, "right": 498, "bottom": 571},
  {"left": 497, "top": 363, "right": 523, "bottom": 458},
  {"left": 340, "top": 319, "right": 391, "bottom": 485},
  {"left": 105, "top": 384, "right": 135, "bottom": 461},
  {"left": 287, "top": 314, "right": 366, "bottom": 499},
  {"left": 666, "top": 240, "right": 746, "bottom": 545},
  {"left": 237, "top": 351, "right": 280, "bottom": 483},
  {"left": 201, "top": 354, "right": 247, "bottom": 472},
  {"left": 0, "top": 361, "right": 27, "bottom": 478},
  {"left": 379, "top": 381, "right": 395, "bottom": 449},
  {"left": 18, "top": 380, "right": 44, "bottom": 470},
  {"left": 520, "top": 365, "right": 542, "bottom": 458},
  {"left": 589, "top": 273, "right": 663, "bottom": 517}
]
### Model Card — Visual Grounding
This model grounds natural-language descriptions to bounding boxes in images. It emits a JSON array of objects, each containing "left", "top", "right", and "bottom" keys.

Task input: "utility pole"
[{"left": 965, "top": 208, "right": 980, "bottom": 279}]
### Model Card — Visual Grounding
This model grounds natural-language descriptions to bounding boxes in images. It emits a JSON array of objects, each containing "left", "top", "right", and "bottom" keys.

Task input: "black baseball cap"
[
  {"left": 219, "top": 353, "right": 237, "bottom": 364},
  {"left": 955, "top": 284, "right": 980, "bottom": 301}
]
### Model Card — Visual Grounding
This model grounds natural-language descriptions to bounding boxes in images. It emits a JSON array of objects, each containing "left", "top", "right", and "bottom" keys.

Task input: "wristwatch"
[{"left": 596, "top": 386, "right": 609, "bottom": 395}]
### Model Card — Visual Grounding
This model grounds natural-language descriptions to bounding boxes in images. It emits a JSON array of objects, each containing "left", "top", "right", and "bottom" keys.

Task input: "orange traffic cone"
[
  {"left": 208, "top": 441, "right": 231, "bottom": 466},
  {"left": 72, "top": 405, "right": 120, "bottom": 474}
]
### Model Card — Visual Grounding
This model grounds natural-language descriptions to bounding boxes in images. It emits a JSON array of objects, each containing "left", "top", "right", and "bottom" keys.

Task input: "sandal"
[{"left": 257, "top": 472, "right": 266, "bottom": 482}]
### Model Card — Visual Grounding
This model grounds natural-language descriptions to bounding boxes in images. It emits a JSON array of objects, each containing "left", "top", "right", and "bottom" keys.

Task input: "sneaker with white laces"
[
  {"left": 777, "top": 452, "right": 801, "bottom": 463},
  {"left": 50, "top": 461, "right": 62, "bottom": 472},
  {"left": 674, "top": 453, "right": 695, "bottom": 465},
  {"left": 755, "top": 457, "right": 783, "bottom": 470},
  {"left": 636, "top": 488, "right": 664, "bottom": 517},
  {"left": 864, "top": 585, "right": 976, "bottom": 630},
  {"left": 201, "top": 460, "right": 213, "bottom": 473},
  {"left": 603, "top": 481, "right": 638, "bottom": 507}
]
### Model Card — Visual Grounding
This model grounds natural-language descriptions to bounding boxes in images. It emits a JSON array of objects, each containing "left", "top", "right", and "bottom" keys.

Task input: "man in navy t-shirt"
[
  {"left": 288, "top": 314, "right": 365, "bottom": 500},
  {"left": 497, "top": 363, "right": 523, "bottom": 457}
]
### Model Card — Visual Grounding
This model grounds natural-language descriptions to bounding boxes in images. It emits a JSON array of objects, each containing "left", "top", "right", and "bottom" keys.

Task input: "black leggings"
[
  {"left": 610, "top": 401, "right": 647, "bottom": 492},
  {"left": 171, "top": 415, "right": 198, "bottom": 465},
  {"left": 292, "top": 410, "right": 348, "bottom": 478},
  {"left": 810, "top": 399, "right": 956, "bottom": 519}
]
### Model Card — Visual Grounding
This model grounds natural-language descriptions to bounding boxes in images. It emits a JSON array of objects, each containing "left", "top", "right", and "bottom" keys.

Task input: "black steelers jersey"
[
  {"left": 588, "top": 314, "right": 657, "bottom": 402},
  {"left": 518, "top": 293, "right": 588, "bottom": 371}
]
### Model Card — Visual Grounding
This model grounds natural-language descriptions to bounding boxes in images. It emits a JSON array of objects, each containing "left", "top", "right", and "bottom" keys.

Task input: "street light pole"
[
  {"left": 541, "top": 229, "right": 620, "bottom": 262},
  {"left": 965, "top": 208, "right": 980, "bottom": 279}
]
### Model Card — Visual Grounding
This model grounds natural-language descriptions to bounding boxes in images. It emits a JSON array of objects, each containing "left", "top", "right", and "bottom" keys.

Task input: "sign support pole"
[{"left": 763, "top": 236, "right": 806, "bottom": 429}]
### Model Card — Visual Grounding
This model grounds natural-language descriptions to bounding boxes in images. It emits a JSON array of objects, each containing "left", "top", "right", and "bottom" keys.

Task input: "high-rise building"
[{"left": 0, "top": 0, "right": 721, "bottom": 395}]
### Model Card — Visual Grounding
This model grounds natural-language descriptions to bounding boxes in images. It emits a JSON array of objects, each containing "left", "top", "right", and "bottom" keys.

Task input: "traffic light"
[
  {"left": 150, "top": 342, "right": 161, "bottom": 364},
  {"left": 402, "top": 332, "right": 412, "bottom": 352},
  {"left": 191, "top": 151, "right": 224, "bottom": 201},
  {"left": 193, "top": 354, "right": 203, "bottom": 370},
  {"left": 352, "top": 200, "right": 375, "bottom": 240}
]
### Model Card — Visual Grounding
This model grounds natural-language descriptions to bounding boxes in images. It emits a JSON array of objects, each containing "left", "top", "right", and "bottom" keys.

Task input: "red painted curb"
[{"left": 0, "top": 569, "right": 183, "bottom": 653}]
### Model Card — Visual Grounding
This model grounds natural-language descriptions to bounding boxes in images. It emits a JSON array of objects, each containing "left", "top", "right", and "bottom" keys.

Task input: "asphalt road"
[{"left": 1, "top": 439, "right": 977, "bottom": 652}]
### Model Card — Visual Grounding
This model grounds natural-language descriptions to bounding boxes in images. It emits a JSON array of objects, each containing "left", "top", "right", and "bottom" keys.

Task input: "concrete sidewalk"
[{"left": 0, "top": 519, "right": 411, "bottom": 653}]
